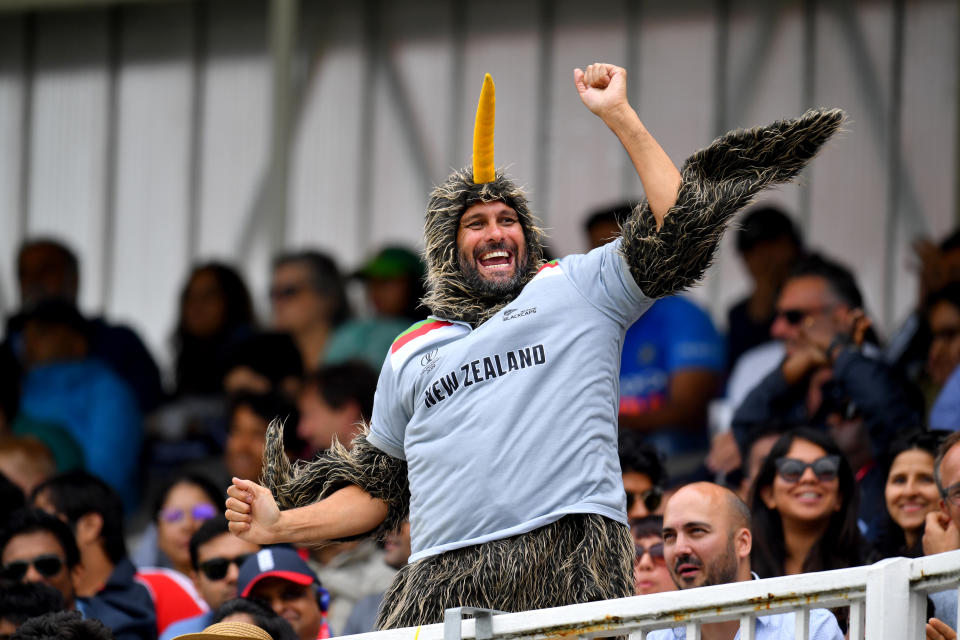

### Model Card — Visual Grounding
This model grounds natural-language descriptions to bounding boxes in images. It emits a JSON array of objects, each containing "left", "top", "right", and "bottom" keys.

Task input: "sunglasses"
[
  {"left": 635, "top": 542, "right": 665, "bottom": 562},
  {"left": 198, "top": 554, "right": 252, "bottom": 581},
  {"left": 0, "top": 554, "right": 65, "bottom": 581},
  {"left": 625, "top": 486, "right": 663, "bottom": 513},
  {"left": 774, "top": 455, "right": 842, "bottom": 484},
  {"left": 161, "top": 503, "right": 217, "bottom": 524},
  {"left": 775, "top": 305, "right": 835, "bottom": 327}
]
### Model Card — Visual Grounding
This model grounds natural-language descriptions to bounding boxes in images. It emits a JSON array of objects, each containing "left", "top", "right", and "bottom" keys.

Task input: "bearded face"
[{"left": 456, "top": 201, "right": 532, "bottom": 300}]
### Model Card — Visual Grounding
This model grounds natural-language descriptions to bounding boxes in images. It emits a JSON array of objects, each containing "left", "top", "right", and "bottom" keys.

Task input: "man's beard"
[
  {"left": 458, "top": 241, "right": 533, "bottom": 300},
  {"left": 671, "top": 536, "right": 740, "bottom": 589}
]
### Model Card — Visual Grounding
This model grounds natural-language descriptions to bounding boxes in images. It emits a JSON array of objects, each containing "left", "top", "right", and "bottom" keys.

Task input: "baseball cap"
[
  {"left": 172, "top": 621, "right": 272, "bottom": 640},
  {"left": 354, "top": 247, "right": 425, "bottom": 280},
  {"left": 237, "top": 547, "right": 318, "bottom": 597}
]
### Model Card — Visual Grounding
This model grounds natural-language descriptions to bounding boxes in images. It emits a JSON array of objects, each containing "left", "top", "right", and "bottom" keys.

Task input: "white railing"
[{"left": 341, "top": 551, "right": 960, "bottom": 640}]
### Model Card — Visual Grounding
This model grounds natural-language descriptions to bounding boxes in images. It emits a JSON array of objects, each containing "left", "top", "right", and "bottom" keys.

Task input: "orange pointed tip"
[{"left": 472, "top": 73, "right": 496, "bottom": 184}]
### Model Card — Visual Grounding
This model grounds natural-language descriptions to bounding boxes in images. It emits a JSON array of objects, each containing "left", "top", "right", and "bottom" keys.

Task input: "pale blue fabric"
[
  {"left": 931, "top": 364, "right": 960, "bottom": 431},
  {"left": 645, "top": 607, "right": 843, "bottom": 640},
  {"left": 368, "top": 239, "right": 654, "bottom": 561},
  {"left": 159, "top": 611, "right": 214, "bottom": 640}
]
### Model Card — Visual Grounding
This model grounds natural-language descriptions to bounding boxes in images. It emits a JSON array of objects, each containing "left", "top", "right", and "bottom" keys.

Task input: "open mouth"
[
  {"left": 477, "top": 249, "right": 514, "bottom": 271},
  {"left": 793, "top": 490, "right": 824, "bottom": 504},
  {"left": 675, "top": 562, "right": 701, "bottom": 580},
  {"left": 898, "top": 501, "right": 929, "bottom": 513}
]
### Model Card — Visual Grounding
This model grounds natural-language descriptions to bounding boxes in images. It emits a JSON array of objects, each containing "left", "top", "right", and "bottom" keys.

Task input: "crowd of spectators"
[{"left": 4, "top": 200, "right": 960, "bottom": 639}]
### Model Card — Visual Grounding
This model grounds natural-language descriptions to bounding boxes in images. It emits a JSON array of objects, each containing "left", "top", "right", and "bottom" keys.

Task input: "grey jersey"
[{"left": 368, "top": 239, "right": 653, "bottom": 562}]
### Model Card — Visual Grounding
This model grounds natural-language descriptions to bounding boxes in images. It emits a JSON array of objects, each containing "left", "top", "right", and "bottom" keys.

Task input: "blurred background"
[{"left": 0, "top": 0, "right": 956, "bottom": 370}]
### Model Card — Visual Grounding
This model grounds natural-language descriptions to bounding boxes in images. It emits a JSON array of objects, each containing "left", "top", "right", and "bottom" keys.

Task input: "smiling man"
[
  {"left": 226, "top": 64, "right": 843, "bottom": 629},
  {"left": 654, "top": 483, "right": 841, "bottom": 640}
]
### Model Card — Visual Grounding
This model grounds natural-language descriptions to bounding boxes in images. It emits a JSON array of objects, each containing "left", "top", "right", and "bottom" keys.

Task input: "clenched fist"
[{"left": 574, "top": 63, "right": 630, "bottom": 120}]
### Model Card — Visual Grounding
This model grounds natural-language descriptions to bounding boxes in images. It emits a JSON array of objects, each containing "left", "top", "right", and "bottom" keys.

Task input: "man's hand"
[
  {"left": 923, "top": 511, "right": 960, "bottom": 556},
  {"left": 574, "top": 63, "right": 630, "bottom": 123},
  {"left": 706, "top": 431, "right": 742, "bottom": 474},
  {"left": 225, "top": 477, "right": 282, "bottom": 545},
  {"left": 927, "top": 618, "right": 957, "bottom": 640}
]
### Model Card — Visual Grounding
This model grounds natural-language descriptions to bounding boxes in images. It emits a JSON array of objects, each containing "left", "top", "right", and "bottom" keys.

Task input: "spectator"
[
  {"left": 618, "top": 431, "right": 666, "bottom": 520},
  {"left": 340, "top": 522, "right": 412, "bottom": 635},
  {"left": 0, "top": 508, "right": 79, "bottom": 610},
  {"left": 222, "top": 333, "right": 303, "bottom": 401},
  {"left": 736, "top": 424, "right": 789, "bottom": 502},
  {"left": 31, "top": 472, "right": 157, "bottom": 640},
  {"left": 749, "top": 428, "right": 865, "bottom": 578},
  {"left": 159, "top": 517, "right": 260, "bottom": 639},
  {"left": 14, "top": 299, "right": 142, "bottom": 510},
  {"left": 0, "top": 471, "right": 26, "bottom": 523},
  {"left": 927, "top": 284, "right": 960, "bottom": 430},
  {"left": 174, "top": 263, "right": 256, "bottom": 398},
  {"left": 10, "top": 610, "right": 114, "bottom": 640},
  {"left": 237, "top": 547, "right": 331, "bottom": 640},
  {"left": 225, "top": 392, "right": 299, "bottom": 483},
  {"left": 652, "top": 482, "right": 842, "bottom": 640},
  {"left": 296, "top": 362, "right": 378, "bottom": 458},
  {"left": 584, "top": 204, "right": 724, "bottom": 480},
  {"left": 134, "top": 475, "right": 223, "bottom": 635},
  {"left": 726, "top": 205, "right": 803, "bottom": 373},
  {"left": 0, "top": 436, "right": 56, "bottom": 496},
  {"left": 629, "top": 515, "right": 674, "bottom": 596},
  {"left": 0, "top": 581, "right": 64, "bottom": 638},
  {"left": 869, "top": 429, "right": 943, "bottom": 559},
  {"left": 211, "top": 598, "right": 297, "bottom": 640},
  {"left": 270, "top": 252, "right": 350, "bottom": 375},
  {"left": 732, "top": 253, "right": 922, "bottom": 526},
  {"left": 325, "top": 246, "right": 427, "bottom": 369},
  {"left": 923, "top": 431, "right": 960, "bottom": 633},
  {"left": 7, "top": 238, "right": 163, "bottom": 412}
]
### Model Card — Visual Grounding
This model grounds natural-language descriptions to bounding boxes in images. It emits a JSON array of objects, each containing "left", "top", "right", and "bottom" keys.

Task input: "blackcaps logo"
[
  {"left": 503, "top": 307, "right": 536, "bottom": 321},
  {"left": 421, "top": 348, "right": 439, "bottom": 367}
]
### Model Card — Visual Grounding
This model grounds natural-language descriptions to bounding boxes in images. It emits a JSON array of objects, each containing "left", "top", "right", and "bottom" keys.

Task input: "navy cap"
[{"left": 237, "top": 547, "right": 318, "bottom": 597}]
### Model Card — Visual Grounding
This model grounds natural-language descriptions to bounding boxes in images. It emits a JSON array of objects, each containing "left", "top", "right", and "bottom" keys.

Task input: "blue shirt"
[
  {"left": 646, "top": 607, "right": 843, "bottom": 640},
  {"left": 368, "top": 240, "right": 653, "bottom": 562},
  {"left": 160, "top": 611, "right": 214, "bottom": 640}
]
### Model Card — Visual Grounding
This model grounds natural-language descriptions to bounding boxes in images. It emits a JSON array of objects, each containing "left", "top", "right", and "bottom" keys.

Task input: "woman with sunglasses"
[
  {"left": 749, "top": 428, "right": 865, "bottom": 578},
  {"left": 868, "top": 429, "right": 943, "bottom": 559},
  {"left": 630, "top": 515, "right": 676, "bottom": 596}
]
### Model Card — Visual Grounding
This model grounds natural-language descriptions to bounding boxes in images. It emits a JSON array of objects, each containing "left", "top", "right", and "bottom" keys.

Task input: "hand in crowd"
[
  {"left": 927, "top": 617, "right": 957, "bottom": 640},
  {"left": 706, "top": 431, "right": 741, "bottom": 474},
  {"left": 923, "top": 511, "right": 960, "bottom": 556},
  {"left": 574, "top": 63, "right": 630, "bottom": 121},
  {"left": 780, "top": 309, "right": 871, "bottom": 385},
  {"left": 225, "top": 477, "right": 281, "bottom": 545}
]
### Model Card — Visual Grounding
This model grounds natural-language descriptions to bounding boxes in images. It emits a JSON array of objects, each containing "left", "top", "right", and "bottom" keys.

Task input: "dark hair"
[
  {"left": 223, "top": 332, "right": 304, "bottom": 390},
  {"left": 10, "top": 610, "right": 113, "bottom": 640},
  {"left": 871, "top": 428, "right": 945, "bottom": 559},
  {"left": 0, "top": 471, "right": 26, "bottom": 524},
  {"left": 787, "top": 252, "right": 863, "bottom": 309},
  {"left": 228, "top": 391, "right": 301, "bottom": 453},
  {"left": 748, "top": 428, "right": 863, "bottom": 577},
  {"left": 17, "top": 239, "right": 79, "bottom": 299},
  {"left": 303, "top": 362, "right": 379, "bottom": 424},
  {"left": 617, "top": 431, "right": 665, "bottom": 487},
  {"left": 177, "top": 262, "right": 255, "bottom": 336},
  {"left": 273, "top": 251, "right": 350, "bottom": 327},
  {"left": 151, "top": 474, "right": 225, "bottom": 523},
  {"left": 736, "top": 206, "right": 802, "bottom": 254},
  {"left": 940, "top": 229, "right": 960, "bottom": 253},
  {"left": 629, "top": 514, "right": 663, "bottom": 540},
  {"left": 934, "top": 430, "right": 960, "bottom": 492},
  {"left": 30, "top": 472, "right": 127, "bottom": 564},
  {"left": 188, "top": 516, "right": 231, "bottom": 571},
  {"left": 0, "top": 508, "right": 80, "bottom": 570},
  {"left": 0, "top": 580, "right": 65, "bottom": 625},
  {"left": 583, "top": 203, "right": 632, "bottom": 235},
  {"left": 213, "top": 597, "right": 298, "bottom": 640},
  {"left": 20, "top": 299, "right": 90, "bottom": 339},
  {"left": 925, "top": 282, "right": 960, "bottom": 317}
]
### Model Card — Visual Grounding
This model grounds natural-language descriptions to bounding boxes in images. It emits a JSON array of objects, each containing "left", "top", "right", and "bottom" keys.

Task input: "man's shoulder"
[
  {"left": 387, "top": 318, "right": 470, "bottom": 371},
  {"left": 159, "top": 612, "right": 214, "bottom": 640}
]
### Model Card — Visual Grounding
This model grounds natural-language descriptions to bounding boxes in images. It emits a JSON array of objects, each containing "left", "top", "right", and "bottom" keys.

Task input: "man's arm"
[
  {"left": 226, "top": 480, "right": 388, "bottom": 545},
  {"left": 575, "top": 64, "right": 681, "bottom": 227},
  {"left": 575, "top": 63, "right": 843, "bottom": 299}
]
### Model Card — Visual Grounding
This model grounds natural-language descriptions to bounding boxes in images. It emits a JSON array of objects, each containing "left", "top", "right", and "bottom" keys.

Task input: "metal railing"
[{"left": 341, "top": 551, "right": 960, "bottom": 640}]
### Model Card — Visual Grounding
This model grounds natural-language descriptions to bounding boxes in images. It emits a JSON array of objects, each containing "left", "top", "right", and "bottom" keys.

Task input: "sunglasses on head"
[
  {"left": 0, "top": 554, "right": 64, "bottom": 581},
  {"left": 626, "top": 486, "right": 663, "bottom": 513},
  {"left": 774, "top": 455, "right": 841, "bottom": 484},
  {"left": 161, "top": 503, "right": 217, "bottom": 524},
  {"left": 198, "top": 554, "right": 252, "bottom": 581},
  {"left": 635, "top": 542, "right": 664, "bottom": 562}
]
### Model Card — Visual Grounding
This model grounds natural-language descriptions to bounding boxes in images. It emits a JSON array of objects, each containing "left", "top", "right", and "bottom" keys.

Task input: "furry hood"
[{"left": 420, "top": 167, "right": 546, "bottom": 326}]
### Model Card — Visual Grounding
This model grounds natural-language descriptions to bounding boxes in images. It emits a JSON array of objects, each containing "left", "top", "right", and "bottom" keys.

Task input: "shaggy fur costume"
[
  {"left": 376, "top": 513, "right": 634, "bottom": 629},
  {"left": 259, "top": 108, "right": 844, "bottom": 629}
]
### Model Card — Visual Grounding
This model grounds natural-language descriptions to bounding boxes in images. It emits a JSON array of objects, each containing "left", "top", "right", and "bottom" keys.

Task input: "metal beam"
[
  {"left": 355, "top": 0, "right": 379, "bottom": 256},
  {"left": 265, "top": 0, "right": 297, "bottom": 250},
  {"left": 533, "top": 0, "right": 554, "bottom": 227},
  {"left": 711, "top": 0, "right": 730, "bottom": 138},
  {"left": 447, "top": 0, "right": 466, "bottom": 171},
  {"left": 621, "top": 0, "right": 641, "bottom": 198},
  {"left": 727, "top": 2, "right": 782, "bottom": 124},
  {"left": 99, "top": 4, "right": 121, "bottom": 312},
  {"left": 882, "top": 0, "right": 904, "bottom": 330},
  {"left": 185, "top": 0, "right": 206, "bottom": 264},
  {"left": 798, "top": 0, "right": 817, "bottom": 232}
]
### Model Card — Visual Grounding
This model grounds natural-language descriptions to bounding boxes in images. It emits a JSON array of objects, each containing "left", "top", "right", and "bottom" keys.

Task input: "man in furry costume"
[{"left": 226, "top": 63, "right": 843, "bottom": 629}]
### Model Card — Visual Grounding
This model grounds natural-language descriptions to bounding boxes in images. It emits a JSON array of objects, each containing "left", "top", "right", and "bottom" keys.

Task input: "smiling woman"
[{"left": 748, "top": 428, "right": 865, "bottom": 578}]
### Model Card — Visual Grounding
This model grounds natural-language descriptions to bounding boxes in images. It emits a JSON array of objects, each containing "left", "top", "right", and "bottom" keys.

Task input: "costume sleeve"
[
  {"left": 619, "top": 109, "right": 844, "bottom": 299},
  {"left": 560, "top": 239, "right": 654, "bottom": 329}
]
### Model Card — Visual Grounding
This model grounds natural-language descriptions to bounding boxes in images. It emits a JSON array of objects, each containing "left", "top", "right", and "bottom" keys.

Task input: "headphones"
[{"left": 314, "top": 584, "right": 331, "bottom": 612}]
